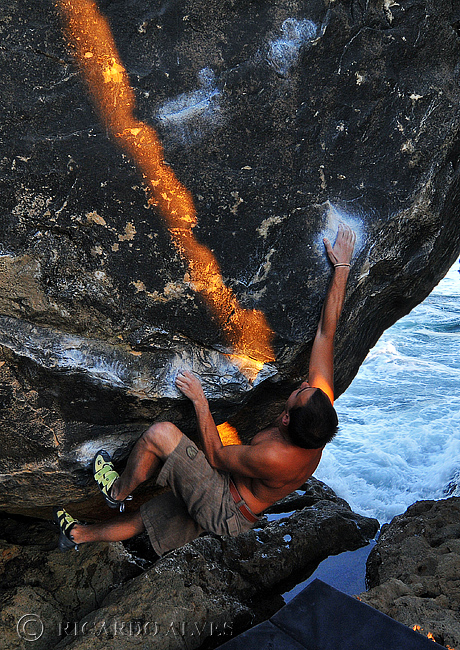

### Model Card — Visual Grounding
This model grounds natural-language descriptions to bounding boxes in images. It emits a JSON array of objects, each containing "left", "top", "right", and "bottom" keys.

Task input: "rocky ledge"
[
  {"left": 358, "top": 497, "right": 460, "bottom": 650},
  {"left": 0, "top": 478, "right": 378, "bottom": 650}
]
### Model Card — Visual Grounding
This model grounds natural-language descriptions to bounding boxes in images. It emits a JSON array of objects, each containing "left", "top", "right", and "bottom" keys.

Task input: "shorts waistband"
[{"left": 229, "top": 478, "right": 259, "bottom": 524}]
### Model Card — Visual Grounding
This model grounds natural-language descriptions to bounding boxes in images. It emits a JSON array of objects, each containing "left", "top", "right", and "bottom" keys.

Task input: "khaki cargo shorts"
[{"left": 140, "top": 434, "right": 258, "bottom": 556}]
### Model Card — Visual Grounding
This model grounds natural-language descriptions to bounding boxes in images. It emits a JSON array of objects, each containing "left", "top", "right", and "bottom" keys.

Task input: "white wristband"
[{"left": 333, "top": 263, "right": 351, "bottom": 268}]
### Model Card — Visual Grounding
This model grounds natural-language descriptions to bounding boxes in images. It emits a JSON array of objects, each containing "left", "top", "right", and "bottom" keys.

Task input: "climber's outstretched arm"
[{"left": 308, "top": 223, "right": 356, "bottom": 404}]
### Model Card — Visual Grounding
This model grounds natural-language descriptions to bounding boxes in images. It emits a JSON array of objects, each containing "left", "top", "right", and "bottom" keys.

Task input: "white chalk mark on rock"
[
  {"left": 318, "top": 201, "right": 366, "bottom": 262},
  {"left": 155, "top": 68, "right": 223, "bottom": 146},
  {"left": 266, "top": 18, "right": 318, "bottom": 76}
]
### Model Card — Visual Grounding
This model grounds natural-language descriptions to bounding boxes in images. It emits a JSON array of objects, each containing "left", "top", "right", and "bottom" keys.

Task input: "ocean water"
[{"left": 315, "top": 258, "right": 460, "bottom": 525}]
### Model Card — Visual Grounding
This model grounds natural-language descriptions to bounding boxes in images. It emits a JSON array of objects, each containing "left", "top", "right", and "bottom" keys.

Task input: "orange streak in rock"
[
  {"left": 217, "top": 422, "right": 241, "bottom": 446},
  {"left": 57, "top": 0, "right": 274, "bottom": 368}
]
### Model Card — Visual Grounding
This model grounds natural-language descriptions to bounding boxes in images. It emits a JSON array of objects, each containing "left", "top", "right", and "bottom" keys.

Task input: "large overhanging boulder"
[{"left": 1, "top": 0, "right": 460, "bottom": 515}]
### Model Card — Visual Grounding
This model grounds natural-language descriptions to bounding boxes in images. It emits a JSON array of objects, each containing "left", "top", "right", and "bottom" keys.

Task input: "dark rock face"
[
  {"left": 1, "top": 0, "right": 460, "bottom": 511},
  {"left": 0, "top": 514, "right": 142, "bottom": 650},
  {"left": 358, "top": 498, "right": 460, "bottom": 650},
  {"left": 0, "top": 479, "right": 377, "bottom": 650}
]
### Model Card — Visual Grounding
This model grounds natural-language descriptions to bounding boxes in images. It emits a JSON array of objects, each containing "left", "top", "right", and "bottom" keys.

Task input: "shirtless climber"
[{"left": 54, "top": 223, "right": 356, "bottom": 554}]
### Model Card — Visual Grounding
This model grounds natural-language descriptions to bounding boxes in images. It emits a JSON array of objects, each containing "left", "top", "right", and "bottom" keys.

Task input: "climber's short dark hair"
[{"left": 287, "top": 387, "right": 339, "bottom": 449}]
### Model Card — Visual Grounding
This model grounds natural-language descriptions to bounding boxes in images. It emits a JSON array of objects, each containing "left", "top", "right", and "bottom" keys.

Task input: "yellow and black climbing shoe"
[
  {"left": 53, "top": 507, "right": 80, "bottom": 551},
  {"left": 92, "top": 449, "right": 131, "bottom": 513}
]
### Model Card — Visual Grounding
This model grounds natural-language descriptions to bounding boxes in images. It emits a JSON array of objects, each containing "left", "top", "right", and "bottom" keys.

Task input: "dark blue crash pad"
[{"left": 219, "top": 579, "right": 446, "bottom": 650}]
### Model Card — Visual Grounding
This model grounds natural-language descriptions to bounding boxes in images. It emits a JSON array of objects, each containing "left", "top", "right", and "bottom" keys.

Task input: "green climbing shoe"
[
  {"left": 53, "top": 507, "right": 80, "bottom": 551},
  {"left": 92, "top": 449, "right": 131, "bottom": 513}
]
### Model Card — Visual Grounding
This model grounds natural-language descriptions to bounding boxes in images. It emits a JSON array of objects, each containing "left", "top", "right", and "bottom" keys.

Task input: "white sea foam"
[{"left": 316, "top": 258, "right": 460, "bottom": 524}]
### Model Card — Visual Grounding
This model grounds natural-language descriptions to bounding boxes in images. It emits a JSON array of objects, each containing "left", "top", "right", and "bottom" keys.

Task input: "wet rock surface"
[
  {"left": 358, "top": 497, "right": 460, "bottom": 650},
  {"left": 0, "top": 479, "right": 378, "bottom": 650},
  {"left": 2, "top": 0, "right": 460, "bottom": 512}
]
